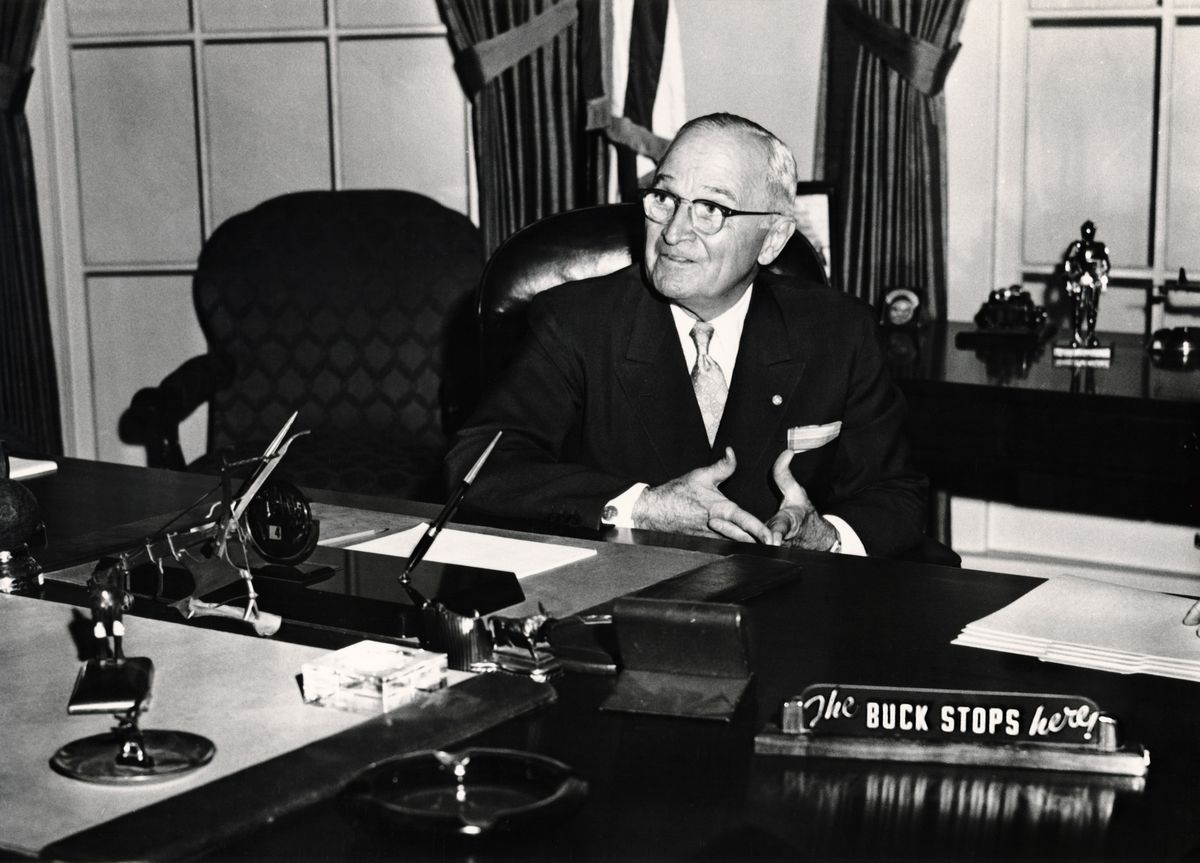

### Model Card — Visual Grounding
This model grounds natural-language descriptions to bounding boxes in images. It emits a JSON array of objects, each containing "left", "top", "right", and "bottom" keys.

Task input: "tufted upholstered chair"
[
  {"left": 120, "top": 190, "right": 483, "bottom": 501},
  {"left": 477, "top": 202, "right": 829, "bottom": 381}
]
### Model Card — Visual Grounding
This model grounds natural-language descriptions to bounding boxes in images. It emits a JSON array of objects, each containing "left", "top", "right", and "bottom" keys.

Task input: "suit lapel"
[
  {"left": 716, "top": 278, "right": 808, "bottom": 482},
  {"left": 615, "top": 284, "right": 713, "bottom": 475}
]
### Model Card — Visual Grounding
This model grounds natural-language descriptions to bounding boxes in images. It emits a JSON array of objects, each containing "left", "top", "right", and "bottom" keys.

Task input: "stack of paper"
[
  {"left": 953, "top": 575, "right": 1200, "bottom": 682},
  {"left": 7, "top": 457, "right": 56, "bottom": 480},
  {"left": 348, "top": 523, "right": 596, "bottom": 578}
]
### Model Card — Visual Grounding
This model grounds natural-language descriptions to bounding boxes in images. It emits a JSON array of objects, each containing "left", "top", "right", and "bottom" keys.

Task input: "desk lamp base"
[{"left": 51, "top": 728, "right": 215, "bottom": 784}]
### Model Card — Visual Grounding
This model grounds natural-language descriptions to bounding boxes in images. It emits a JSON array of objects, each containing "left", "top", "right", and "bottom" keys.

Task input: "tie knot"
[{"left": 690, "top": 321, "right": 715, "bottom": 355}]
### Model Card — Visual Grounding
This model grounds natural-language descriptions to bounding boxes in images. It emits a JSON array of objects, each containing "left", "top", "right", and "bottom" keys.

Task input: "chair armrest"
[{"left": 118, "top": 353, "right": 235, "bottom": 469}]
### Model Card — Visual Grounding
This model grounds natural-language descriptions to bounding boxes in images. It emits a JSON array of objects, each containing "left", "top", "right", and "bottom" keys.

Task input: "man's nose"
[{"left": 662, "top": 201, "right": 694, "bottom": 244}]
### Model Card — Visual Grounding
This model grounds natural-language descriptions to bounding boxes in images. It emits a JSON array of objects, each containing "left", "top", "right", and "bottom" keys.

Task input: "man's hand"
[
  {"left": 633, "top": 447, "right": 776, "bottom": 544},
  {"left": 765, "top": 449, "right": 839, "bottom": 551}
]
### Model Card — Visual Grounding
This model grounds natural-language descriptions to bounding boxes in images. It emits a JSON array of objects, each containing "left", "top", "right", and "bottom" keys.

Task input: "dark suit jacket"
[{"left": 446, "top": 264, "right": 928, "bottom": 557}]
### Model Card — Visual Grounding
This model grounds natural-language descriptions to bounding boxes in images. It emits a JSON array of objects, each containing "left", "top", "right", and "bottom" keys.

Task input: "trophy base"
[
  {"left": 0, "top": 546, "right": 43, "bottom": 594},
  {"left": 1053, "top": 343, "right": 1113, "bottom": 368},
  {"left": 50, "top": 729, "right": 215, "bottom": 784}
]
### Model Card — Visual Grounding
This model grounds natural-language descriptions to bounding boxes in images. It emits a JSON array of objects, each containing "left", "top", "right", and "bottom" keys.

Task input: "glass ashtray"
[{"left": 341, "top": 747, "right": 587, "bottom": 835}]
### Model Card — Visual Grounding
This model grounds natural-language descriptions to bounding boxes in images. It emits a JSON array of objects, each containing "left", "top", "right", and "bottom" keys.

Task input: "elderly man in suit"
[{"left": 446, "top": 113, "right": 927, "bottom": 558}]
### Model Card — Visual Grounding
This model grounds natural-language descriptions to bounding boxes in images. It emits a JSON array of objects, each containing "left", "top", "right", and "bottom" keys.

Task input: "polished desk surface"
[
  {"left": 889, "top": 322, "right": 1200, "bottom": 528},
  {"left": 12, "top": 459, "right": 1200, "bottom": 860}
]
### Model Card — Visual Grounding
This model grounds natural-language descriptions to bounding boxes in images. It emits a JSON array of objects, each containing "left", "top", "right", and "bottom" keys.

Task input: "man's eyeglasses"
[{"left": 639, "top": 188, "right": 778, "bottom": 236}]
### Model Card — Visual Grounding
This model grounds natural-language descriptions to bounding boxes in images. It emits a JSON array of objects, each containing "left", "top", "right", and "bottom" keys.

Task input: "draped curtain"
[
  {"left": 817, "top": 0, "right": 969, "bottom": 320},
  {"left": 0, "top": 0, "right": 60, "bottom": 455},
  {"left": 439, "top": 0, "right": 592, "bottom": 254}
]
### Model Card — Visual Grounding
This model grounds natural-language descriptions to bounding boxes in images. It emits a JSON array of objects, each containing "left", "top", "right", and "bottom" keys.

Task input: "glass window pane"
[{"left": 1023, "top": 24, "right": 1157, "bottom": 268}]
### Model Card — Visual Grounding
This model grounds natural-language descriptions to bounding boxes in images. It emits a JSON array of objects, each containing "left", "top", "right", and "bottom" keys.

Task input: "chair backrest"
[
  {"left": 194, "top": 189, "right": 483, "bottom": 454},
  {"left": 477, "top": 202, "right": 830, "bottom": 378}
]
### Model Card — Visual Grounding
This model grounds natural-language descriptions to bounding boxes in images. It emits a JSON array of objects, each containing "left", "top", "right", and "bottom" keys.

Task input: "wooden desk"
[
  {"left": 888, "top": 322, "right": 1200, "bottom": 537},
  {"left": 11, "top": 460, "right": 1200, "bottom": 860}
]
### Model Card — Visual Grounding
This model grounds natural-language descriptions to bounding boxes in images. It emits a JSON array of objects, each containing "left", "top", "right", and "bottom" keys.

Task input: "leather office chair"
[
  {"left": 475, "top": 202, "right": 961, "bottom": 567},
  {"left": 478, "top": 201, "right": 829, "bottom": 379},
  {"left": 120, "top": 189, "right": 483, "bottom": 501}
]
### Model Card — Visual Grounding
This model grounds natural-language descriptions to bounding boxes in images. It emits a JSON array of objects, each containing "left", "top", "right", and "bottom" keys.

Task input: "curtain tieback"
[
  {"left": 603, "top": 112, "right": 671, "bottom": 161},
  {"left": 0, "top": 63, "right": 34, "bottom": 114},
  {"left": 832, "top": 0, "right": 961, "bottom": 97},
  {"left": 456, "top": 0, "right": 578, "bottom": 97}
]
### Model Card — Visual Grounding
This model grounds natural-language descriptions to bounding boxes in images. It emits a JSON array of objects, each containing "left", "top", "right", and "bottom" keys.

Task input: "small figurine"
[
  {"left": 88, "top": 558, "right": 135, "bottom": 663},
  {"left": 1063, "top": 221, "right": 1110, "bottom": 348}
]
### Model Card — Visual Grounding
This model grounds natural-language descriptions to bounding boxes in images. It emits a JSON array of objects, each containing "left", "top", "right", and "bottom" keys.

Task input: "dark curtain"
[
  {"left": 440, "top": 0, "right": 592, "bottom": 254},
  {"left": 0, "top": 0, "right": 60, "bottom": 455},
  {"left": 818, "top": 0, "right": 969, "bottom": 320}
]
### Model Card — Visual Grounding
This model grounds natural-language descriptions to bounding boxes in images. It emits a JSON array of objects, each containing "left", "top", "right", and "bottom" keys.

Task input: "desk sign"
[{"left": 755, "top": 684, "right": 1149, "bottom": 777}]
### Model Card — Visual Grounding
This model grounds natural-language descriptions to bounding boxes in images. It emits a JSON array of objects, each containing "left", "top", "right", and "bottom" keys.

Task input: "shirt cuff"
[
  {"left": 824, "top": 515, "right": 866, "bottom": 556},
  {"left": 601, "top": 483, "right": 649, "bottom": 528}
]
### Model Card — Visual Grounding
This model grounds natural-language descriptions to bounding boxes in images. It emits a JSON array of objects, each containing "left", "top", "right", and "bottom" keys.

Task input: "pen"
[{"left": 399, "top": 430, "right": 504, "bottom": 594}]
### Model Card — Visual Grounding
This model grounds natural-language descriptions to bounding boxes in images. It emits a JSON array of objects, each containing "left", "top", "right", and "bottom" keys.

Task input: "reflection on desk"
[
  {"left": 11, "top": 458, "right": 1200, "bottom": 861},
  {"left": 749, "top": 759, "right": 1135, "bottom": 858},
  {"left": 890, "top": 321, "right": 1200, "bottom": 529}
]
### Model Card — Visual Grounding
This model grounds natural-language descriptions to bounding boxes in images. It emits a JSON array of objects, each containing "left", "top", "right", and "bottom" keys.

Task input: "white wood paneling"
[
  {"left": 336, "top": 0, "right": 443, "bottom": 28},
  {"left": 65, "top": 0, "right": 189, "bottom": 37},
  {"left": 72, "top": 45, "right": 202, "bottom": 265},
  {"left": 204, "top": 41, "right": 333, "bottom": 228},
  {"left": 86, "top": 275, "right": 208, "bottom": 465},
  {"left": 338, "top": 37, "right": 467, "bottom": 211},
  {"left": 198, "top": 0, "right": 325, "bottom": 31}
]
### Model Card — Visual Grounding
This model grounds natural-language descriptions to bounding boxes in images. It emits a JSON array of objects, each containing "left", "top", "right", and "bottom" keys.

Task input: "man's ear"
[{"left": 758, "top": 217, "right": 797, "bottom": 266}]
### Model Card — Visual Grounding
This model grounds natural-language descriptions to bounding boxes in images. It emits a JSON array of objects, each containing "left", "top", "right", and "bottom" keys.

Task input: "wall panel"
[
  {"left": 198, "top": 0, "right": 325, "bottom": 31},
  {"left": 338, "top": 37, "right": 467, "bottom": 211},
  {"left": 87, "top": 275, "right": 208, "bottom": 465},
  {"left": 1166, "top": 23, "right": 1200, "bottom": 276},
  {"left": 337, "top": 0, "right": 442, "bottom": 28},
  {"left": 204, "top": 41, "right": 333, "bottom": 227},
  {"left": 66, "top": 0, "right": 190, "bottom": 37},
  {"left": 72, "top": 45, "right": 202, "bottom": 265}
]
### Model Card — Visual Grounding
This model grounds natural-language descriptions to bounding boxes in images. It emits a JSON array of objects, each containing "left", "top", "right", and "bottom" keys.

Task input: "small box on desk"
[{"left": 300, "top": 640, "right": 447, "bottom": 715}]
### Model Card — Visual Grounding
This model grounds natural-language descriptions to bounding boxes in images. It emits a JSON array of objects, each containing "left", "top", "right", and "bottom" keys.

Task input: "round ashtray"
[{"left": 342, "top": 748, "right": 587, "bottom": 836}]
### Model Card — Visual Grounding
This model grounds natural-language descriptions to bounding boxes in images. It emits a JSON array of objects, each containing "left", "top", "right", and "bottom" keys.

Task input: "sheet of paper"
[
  {"left": 348, "top": 524, "right": 597, "bottom": 578},
  {"left": 953, "top": 575, "right": 1200, "bottom": 682},
  {"left": 8, "top": 456, "right": 57, "bottom": 480}
]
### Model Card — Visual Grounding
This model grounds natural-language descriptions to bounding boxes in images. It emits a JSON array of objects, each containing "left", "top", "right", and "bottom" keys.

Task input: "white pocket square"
[{"left": 787, "top": 421, "right": 842, "bottom": 452}]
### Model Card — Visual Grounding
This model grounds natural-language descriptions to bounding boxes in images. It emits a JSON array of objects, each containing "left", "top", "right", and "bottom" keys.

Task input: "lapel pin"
[{"left": 771, "top": 394, "right": 783, "bottom": 406}]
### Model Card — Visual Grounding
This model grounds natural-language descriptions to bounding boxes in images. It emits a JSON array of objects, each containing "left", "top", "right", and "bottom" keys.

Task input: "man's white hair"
[{"left": 660, "top": 112, "right": 798, "bottom": 214}]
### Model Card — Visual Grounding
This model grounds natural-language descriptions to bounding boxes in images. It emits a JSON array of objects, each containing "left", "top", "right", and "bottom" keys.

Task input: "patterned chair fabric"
[{"left": 190, "top": 189, "right": 483, "bottom": 500}]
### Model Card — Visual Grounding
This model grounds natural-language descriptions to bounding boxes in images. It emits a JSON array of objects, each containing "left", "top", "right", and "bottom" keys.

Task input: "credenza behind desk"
[
  {"left": 14, "top": 460, "right": 1200, "bottom": 860},
  {"left": 889, "top": 321, "right": 1200, "bottom": 541}
]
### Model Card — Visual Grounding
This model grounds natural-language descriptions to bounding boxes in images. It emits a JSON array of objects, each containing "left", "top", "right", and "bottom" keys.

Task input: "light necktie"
[{"left": 690, "top": 321, "right": 728, "bottom": 445}]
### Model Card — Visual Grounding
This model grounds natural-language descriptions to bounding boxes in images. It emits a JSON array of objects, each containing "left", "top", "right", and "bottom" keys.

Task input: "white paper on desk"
[
  {"left": 348, "top": 524, "right": 596, "bottom": 578},
  {"left": 952, "top": 574, "right": 1200, "bottom": 682},
  {"left": 7, "top": 456, "right": 56, "bottom": 480}
]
